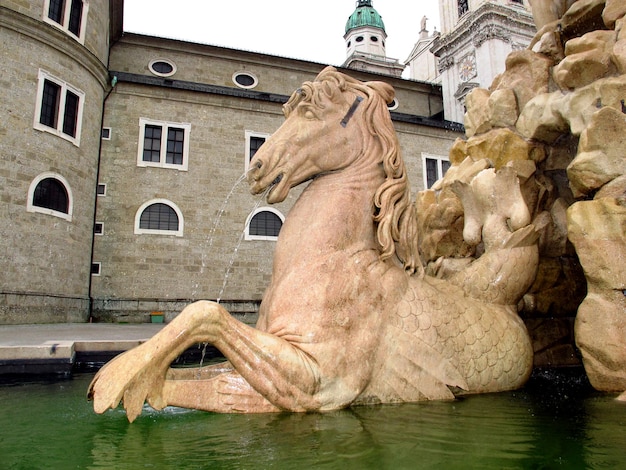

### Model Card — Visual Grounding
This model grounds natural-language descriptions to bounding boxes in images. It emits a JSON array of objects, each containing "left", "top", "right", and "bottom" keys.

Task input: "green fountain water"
[{"left": 1, "top": 372, "right": 625, "bottom": 469}]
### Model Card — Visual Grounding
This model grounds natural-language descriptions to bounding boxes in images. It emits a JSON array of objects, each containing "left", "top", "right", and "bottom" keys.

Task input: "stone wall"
[
  {"left": 89, "top": 34, "right": 462, "bottom": 322},
  {"left": 0, "top": 3, "right": 110, "bottom": 324}
]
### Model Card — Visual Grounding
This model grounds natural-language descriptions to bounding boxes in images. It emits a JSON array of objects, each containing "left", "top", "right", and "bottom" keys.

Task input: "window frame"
[
  {"left": 43, "top": 0, "right": 89, "bottom": 43},
  {"left": 148, "top": 59, "right": 177, "bottom": 77},
  {"left": 245, "top": 207, "right": 284, "bottom": 241},
  {"left": 94, "top": 221, "right": 104, "bottom": 235},
  {"left": 137, "top": 118, "right": 191, "bottom": 171},
  {"left": 244, "top": 130, "right": 270, "bottom": 173},
  {"left": 134, "top": 199, "right": 184, "bottom": 237},
  {"left": 27, "top": 172, "right": 73, "bottom": 221},
  {"left": 91, "top": 262, "right": 101, "bottom": 276},
  {"left": 422, "top": 153, "right": 451, "bottom": 190},
  {"left": 34, "top": 69, "right": 85, "bottom": 146},
  {"left": 232, "top": 71, "right": 259, "bottom": 89}
]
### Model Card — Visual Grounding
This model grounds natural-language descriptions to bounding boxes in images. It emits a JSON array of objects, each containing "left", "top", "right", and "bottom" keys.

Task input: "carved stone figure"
[
  {"left": 88, "top": 67, "right": 536, "bottom": 422},
  {"left": 529, "top": 0, "right": 580, "bottom": 30},
  {"left": 460, "top": 0, "right": 626, "bottom": 397}
]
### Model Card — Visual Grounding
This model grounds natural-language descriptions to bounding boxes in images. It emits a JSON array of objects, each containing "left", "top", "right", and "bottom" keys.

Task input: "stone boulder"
[
  {"left": 568, "top": 197, "right": 626, "bottom": 392},
  {"left": 602, "top": 0, "right": 626, "bottom": 28},
  {"left": 553, "top": 30, "right": 617, "bottom": 90},
  {"left": 491, "top": 50, "right": 553, "bottom": 113},
  {"left": 567, "top": 106, "right": 626, "bottom": 197}
]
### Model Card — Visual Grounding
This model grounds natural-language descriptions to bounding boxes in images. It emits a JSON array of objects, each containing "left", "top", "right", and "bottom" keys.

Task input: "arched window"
[
  {"left": 27, "top": 173, "right": 73, "bottom": 221},
  {"left": 135, "top": 199, "right": 184, "bottom": 236},
  {"left": 245, "top": 208, "right": 284, "bottom": 241}
]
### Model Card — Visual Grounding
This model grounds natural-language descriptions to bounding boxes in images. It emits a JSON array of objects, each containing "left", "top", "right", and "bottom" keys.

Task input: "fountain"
[
  {"left": 0, "top": 4, "right": 624, "bottom": 467},
  {"left": 88, "top": 0, "right": 625, "bottom": 424}
]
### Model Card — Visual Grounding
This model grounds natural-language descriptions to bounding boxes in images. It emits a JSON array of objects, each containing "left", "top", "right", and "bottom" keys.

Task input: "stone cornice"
[
  {"left": 0, "top": 6, "right": 109, "bottom": 90},
  {"left": 112, "top": 71, "right": 463, "bottom": 131},
  {"left": 431, "top": 3, "right": 535, "bottom": 60}
]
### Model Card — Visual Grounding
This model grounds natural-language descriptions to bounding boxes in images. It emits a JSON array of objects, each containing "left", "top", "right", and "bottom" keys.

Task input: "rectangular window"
[
  {"left": 62, "top": 90, "right": 79, "bottom": 137},
  {"left": 43, "top": 0, "right": 88, "bottom": 42},
  {"left": 94, "top": 222, "right": 104, "bottom": 235},
  {"left": 47, "top": 0, "right": 64, "bottom": 23},
  {"left": 422, "top": 154, "right": 451, "bottom": 189},
  {"left": 245, "top": 130, "right": 270, "bottom": 172},
  {"left": 91, "top": 262, "right": 101, "bottom": 276},
  {"left": 34, "top": 70, "right": 85, "bottom": 146},
  {"left": 101, "top": 127, "right": 111, "bottom": 140},
  {"left": 67, "top": 0, "right": 83, "bottom": 36},
  {"left": 458, "top": 0, "right": 469, "bottom": 17},
  {"left": 40, "top": 80, "right": 61, "bottom": 129},
  {"left": 137, "top": 118, "right": 190, "bottom": 170},
  {"left": 96, "top": 183, "right": 106, "bottom": 196},
  {"left": 166, "top": 127, "right": 185, "bottom": 165}
]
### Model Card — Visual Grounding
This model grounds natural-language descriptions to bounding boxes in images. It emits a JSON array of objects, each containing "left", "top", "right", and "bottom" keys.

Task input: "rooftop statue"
[{"left": 88, "top": 67, "right": 537, "bottom": 422}]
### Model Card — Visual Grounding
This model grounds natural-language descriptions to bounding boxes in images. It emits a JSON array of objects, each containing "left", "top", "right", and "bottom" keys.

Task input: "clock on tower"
[{"left": 458, "top": 53, "right": 477, "bottom": 82}]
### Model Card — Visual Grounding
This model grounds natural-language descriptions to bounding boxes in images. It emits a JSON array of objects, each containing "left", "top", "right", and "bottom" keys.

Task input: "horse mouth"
[{"left": 266, "top": 173, "right": 287, "bottom": 203}]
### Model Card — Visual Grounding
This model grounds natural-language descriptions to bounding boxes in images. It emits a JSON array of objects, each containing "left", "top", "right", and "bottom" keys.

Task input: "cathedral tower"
[
  {"left": 430, "top": 0, "right": 535, "bottom": 122},
  {"left": 343, "top": 0, "right": 404, "bottom": 77}
]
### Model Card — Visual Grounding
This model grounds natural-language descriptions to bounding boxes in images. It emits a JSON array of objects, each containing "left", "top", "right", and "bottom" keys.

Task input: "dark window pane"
[
  {"left": 166, "top": 127, "right": 185, "bottom": 165},
  {"left": 152, "top": 61, "right": 174, "bottom": 74},
  {"left": 143, "top": 125, "right": 162, "bottom": 162},
  {"left": 441, "top": 160, "right": 451, "bottom": 177},
  {"left": 425, "top": 158, "right": 438, "bottom": 189},
  {"left": 140, "top": 203, "right": 179, "bottom": 231},
  {"left": 48, "top": 0, "right": 64, "bottom": 23},
  {"left": 40, "top": 80, "right": 60, "bottom": 129},
  {"left": 458, "top": 0, "right": 469, "bottom": 16},
  {"left": 249, "top": 136, "right": 265, "bottom": 161},
  {"left": 249, "top": 211, "right": 282, "bottom": 237},
  {"left": 234, "top": 73, "right": 255, "bottom": 87},
  {"left": 68, "top": 0, "right": 83, "bottom": 35},
  {"left": 62, "top": 90, "right": 79, "bottom": 137},
  {"left": 33, "top": 178, "right": 69, "bottom": 213}
]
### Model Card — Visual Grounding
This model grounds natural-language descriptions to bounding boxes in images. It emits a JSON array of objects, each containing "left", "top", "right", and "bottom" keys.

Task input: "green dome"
[{"left": 345, "top": 0, "right": 385, "bottom": 34}]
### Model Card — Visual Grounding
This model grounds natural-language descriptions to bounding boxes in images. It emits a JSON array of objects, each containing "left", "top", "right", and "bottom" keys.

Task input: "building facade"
[
  {"left": 0, "top": 0, "right": 122, "bottom": 322},
  {"left": 426, "top": 0, "right": 536, "bottom": 122},
  {"left": 1, "top": 1, "right": 462, "bottom": 325}
]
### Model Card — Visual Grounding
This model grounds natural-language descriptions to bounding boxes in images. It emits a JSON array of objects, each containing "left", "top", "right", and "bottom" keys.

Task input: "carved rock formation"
[{"left": 419, "top": 0, "right": 625, "bottom": 392}]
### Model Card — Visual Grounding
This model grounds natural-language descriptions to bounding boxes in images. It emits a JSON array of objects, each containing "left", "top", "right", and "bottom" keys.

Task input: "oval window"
[
  {"left": 371, "top": 36, "right": 378, "bottom": 42},
  {"left": 233, "top": 71, "right": 258, "bottom": 89},
  {"left": 388, "top": 98, "right": 399, "bottom": 111},
  {"left": 149, "top": 59, "right": 176, "bottom": 77},
  {"left": 356, "top": 36, "right": 364, "bottom": 43}
]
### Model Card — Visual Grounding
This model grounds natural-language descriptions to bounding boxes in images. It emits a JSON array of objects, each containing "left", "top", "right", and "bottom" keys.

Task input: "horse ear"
[{"left": 367, "top": 81, "right": 395, "bottom": 105}]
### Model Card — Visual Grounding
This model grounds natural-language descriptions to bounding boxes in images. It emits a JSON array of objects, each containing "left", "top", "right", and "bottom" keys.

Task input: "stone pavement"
[{"left": 0, "top": 323, "right": 164, "bottom": 376}]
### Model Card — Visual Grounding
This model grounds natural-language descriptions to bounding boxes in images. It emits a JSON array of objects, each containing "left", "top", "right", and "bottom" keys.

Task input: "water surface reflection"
[{"left": 0, "top": 373, "right": 624, "bottom": 469}]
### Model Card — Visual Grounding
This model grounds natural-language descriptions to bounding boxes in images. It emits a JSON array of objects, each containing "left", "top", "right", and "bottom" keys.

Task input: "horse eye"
[{"left": 304, "top": 109, "right": 316, "bottom": 120}]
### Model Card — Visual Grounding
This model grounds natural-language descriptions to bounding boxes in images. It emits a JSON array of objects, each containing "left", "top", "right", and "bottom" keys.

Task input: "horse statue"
[{"left": 88, "top": 67, "right": 537, "bottom": 422}]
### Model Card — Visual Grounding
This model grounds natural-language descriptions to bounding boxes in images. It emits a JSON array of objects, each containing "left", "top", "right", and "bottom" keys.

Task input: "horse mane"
[{"left": 284, "top": 67, "right": 423, "bottom": 275}]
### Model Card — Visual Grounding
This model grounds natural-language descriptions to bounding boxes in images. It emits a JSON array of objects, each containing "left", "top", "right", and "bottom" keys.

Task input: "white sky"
[{"left": 124, "top": 1, "right": 441, "bottom": 68}]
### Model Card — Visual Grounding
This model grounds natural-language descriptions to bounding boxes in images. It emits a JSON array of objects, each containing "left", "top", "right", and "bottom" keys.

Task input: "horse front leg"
[{"left": 88, "top": 301, "right": 321, "bottom": 421}]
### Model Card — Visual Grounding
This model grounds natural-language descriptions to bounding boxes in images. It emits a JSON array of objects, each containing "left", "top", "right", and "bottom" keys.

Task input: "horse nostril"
[
  {"left": 272, "top": 174, "right": 283, "bottom": 185},
  {"left": 255, "top": 161, "right": 262, "bottom": 170}
]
